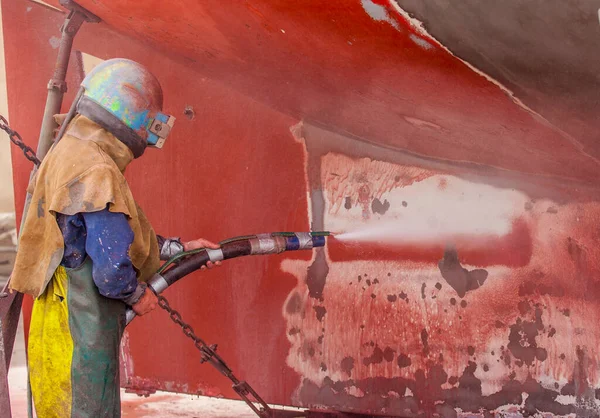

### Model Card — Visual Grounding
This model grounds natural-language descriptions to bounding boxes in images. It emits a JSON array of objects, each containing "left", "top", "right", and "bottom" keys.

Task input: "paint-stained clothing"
[
  {"left": 10, "top": 114, "right": 161, "bottom": 297},
  {"left": 29, "top": 262, "right": 126, "bottom": 417},
  {"left": 14, "top": 115, "right": 163, "bottom": 417},
  {"left": 57, "top": 210, "right": 144, "bottom": 304}
]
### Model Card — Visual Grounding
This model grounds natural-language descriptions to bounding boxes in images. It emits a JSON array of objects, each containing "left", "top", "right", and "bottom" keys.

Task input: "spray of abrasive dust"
[
  {"left": 333, "top": 216, "right": 509, "bottom": 244},
  {"left": 334, "top": 221, "right": 439, "bottom": 244}
]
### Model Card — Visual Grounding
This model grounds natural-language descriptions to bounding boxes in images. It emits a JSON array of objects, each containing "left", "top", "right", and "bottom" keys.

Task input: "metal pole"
[
  {"left": 35, "top": 12, "right": 83, "bottom": 158},
  {"left": 0, "top": 2, "right": 100, "bottom": 416},
  {"left": 36, "top": 1, "right": 100, "bottom": 158},
  {"left": 0, "top": 324, "right": 11, "bottom": 418}
]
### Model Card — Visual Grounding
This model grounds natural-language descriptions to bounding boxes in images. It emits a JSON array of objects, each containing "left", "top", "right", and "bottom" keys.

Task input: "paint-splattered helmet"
[{"left": 76, "top": 58, "right": 175, "bottom": 158}]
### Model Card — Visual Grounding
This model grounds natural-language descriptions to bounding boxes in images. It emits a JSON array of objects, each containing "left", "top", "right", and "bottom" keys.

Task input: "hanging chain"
[
  {"left": 156, "top": 294, "right": 273, "bottom": 418},
  {"left": 0, "top": 115, "right": 41, "bottom": 166}
]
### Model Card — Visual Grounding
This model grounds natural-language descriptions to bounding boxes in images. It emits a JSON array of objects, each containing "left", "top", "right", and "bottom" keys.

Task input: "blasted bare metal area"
[{"left": 284, "top": 123, "right": 600, "bottom": 417}]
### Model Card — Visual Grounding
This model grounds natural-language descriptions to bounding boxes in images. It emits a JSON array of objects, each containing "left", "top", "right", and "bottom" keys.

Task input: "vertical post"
[
  {"left": 0, "top": 322, "right": 11, "bottom": 417},
  {"left": 0, "top": 291, "right": 23, "bottom": 417},
  {"left": 36, "top": 0, "right": 100, "bottom": 158}
]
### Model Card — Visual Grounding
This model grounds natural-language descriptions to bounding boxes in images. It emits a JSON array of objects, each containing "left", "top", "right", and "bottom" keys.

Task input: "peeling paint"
[
  {"left": 409, "top": 33, "right": 432, "bottom": 50},
  {"left": 360, "top": 0, "right": 400, "bottom": 30}
]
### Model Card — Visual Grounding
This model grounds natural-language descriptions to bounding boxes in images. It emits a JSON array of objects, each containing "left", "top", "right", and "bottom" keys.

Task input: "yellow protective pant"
[{"left": 28, "top": 259, "right": 125, "bottom": 418}]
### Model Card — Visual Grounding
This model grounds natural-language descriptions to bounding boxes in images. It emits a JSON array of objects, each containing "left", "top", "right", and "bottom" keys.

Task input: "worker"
[{"left": 9, "top": 58, "right": 218, "bottom": 417}]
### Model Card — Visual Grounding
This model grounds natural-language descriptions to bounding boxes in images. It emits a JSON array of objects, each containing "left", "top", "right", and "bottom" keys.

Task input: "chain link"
[
  {"left": 157, "top": 295, "right": 213, "bottom": 362},
  {"left": 157, "top": 294, "right": 273, "bottom": 417},
  {"left": 0, "top": 115, "right": 41, "bottom": 166}
]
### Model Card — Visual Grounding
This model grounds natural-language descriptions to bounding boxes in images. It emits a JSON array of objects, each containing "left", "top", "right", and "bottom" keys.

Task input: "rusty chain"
[
  {"left": 156, "top": 294, "right": 273, "bottom": 417},
  {"left": 0, "top": 115, "right": 41, "bottom": 166}
]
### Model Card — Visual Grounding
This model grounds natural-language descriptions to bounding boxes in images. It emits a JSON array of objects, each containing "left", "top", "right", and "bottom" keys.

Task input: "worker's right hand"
[{"left": 131, "top": 287, "right": 158, "bottom": 316}]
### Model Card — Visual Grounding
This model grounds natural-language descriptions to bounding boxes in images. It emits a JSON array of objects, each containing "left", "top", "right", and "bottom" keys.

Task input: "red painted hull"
[{"left": 5, "top": 0, "right": 600, "bottom": 416}]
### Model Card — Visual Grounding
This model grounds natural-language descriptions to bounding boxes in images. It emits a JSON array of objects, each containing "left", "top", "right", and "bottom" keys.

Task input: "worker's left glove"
[{"left": 157, "top": 236, "right": 184, "bottom": 260}]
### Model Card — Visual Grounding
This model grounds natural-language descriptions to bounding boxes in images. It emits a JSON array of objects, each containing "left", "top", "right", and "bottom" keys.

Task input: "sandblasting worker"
[{"left": 9, "top": 58, "right": 218, "bottom": 417}]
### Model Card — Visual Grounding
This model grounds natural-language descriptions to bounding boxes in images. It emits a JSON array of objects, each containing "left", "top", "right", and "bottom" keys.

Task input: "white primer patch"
[
  {"left": 361, "top": 0, "right": 400, "bottom": 30},
  {"left": 409, "top": 33, "right": 433, "bottom": 50}
]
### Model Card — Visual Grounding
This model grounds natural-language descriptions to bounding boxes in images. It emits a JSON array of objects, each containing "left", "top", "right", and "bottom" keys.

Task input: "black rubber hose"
[{"left": 162, "top": 240, "right": 252, "bottom": 286}]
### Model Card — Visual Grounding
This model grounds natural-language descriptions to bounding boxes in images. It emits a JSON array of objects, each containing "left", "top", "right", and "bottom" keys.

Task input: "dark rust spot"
[
  {"left": 383, "top": 347, "right": 395, "bottom": 362},
  {"left": 340, "top": 356, "right": 354, "bottom": 376},
  {"left": 306, "top": 249, "right": 329, "bottom": 299},
  {"left": 460, "top": 300, "right": 468, "bottom": 308},
  {"left": 371, "top": 198, "right": 390, "bottom": 215},
  {"left": 344, "top": 196, "right": 352, "bottom": 209},
  {"left": 467, "top": 346, "right": 475, "bottom": 356},
  {"left": 450, "top": 298, "right": 457, "bottom": 305},
  {"left": 288, "top": 327, "right": 301, "bottom": 336},
  {"left": 421, "top": 329, "right": 429, "bottom": 355},
  {"left": 435, "top": 282, "right": 442, "bottom": 290},
  {"left": 387, "top": 294, "right": 398, "bottom": 302},
  {"left": 286, "top": 292, "right": 302, "bottom": 314},
  {"left": 363, "top": 345, "right": 385, "bottom": 366},
  {"left": 313, "top": 306, "right": 327, "bottom": 322},
  {"left": 508, "top": 318, "right": 547, "bottom": 366},
  {"left": 518, "top": 300, "right": 531, "bottom": 315},
  {"left": 397, "top": 353, "right": 411, "bottom": 368},
  {"left": 534, "top": 307, "right": 544, "bottom": 330},
  {"left": 438, "top": 245, "right": 488, "bottom": 298},
  {"left": 183, "top": 105, "right": 195, "bottom": 120}
]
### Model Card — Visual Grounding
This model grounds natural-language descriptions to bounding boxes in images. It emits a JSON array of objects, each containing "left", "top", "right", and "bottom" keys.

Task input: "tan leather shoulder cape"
[{"left": 10, "top": 115, "right": 160, "bottom": 297}]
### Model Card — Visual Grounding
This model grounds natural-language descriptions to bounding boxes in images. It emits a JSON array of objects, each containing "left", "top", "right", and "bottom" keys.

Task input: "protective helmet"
[{"left": 75, "top": 58, "right": 175, "bottom": 158}]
